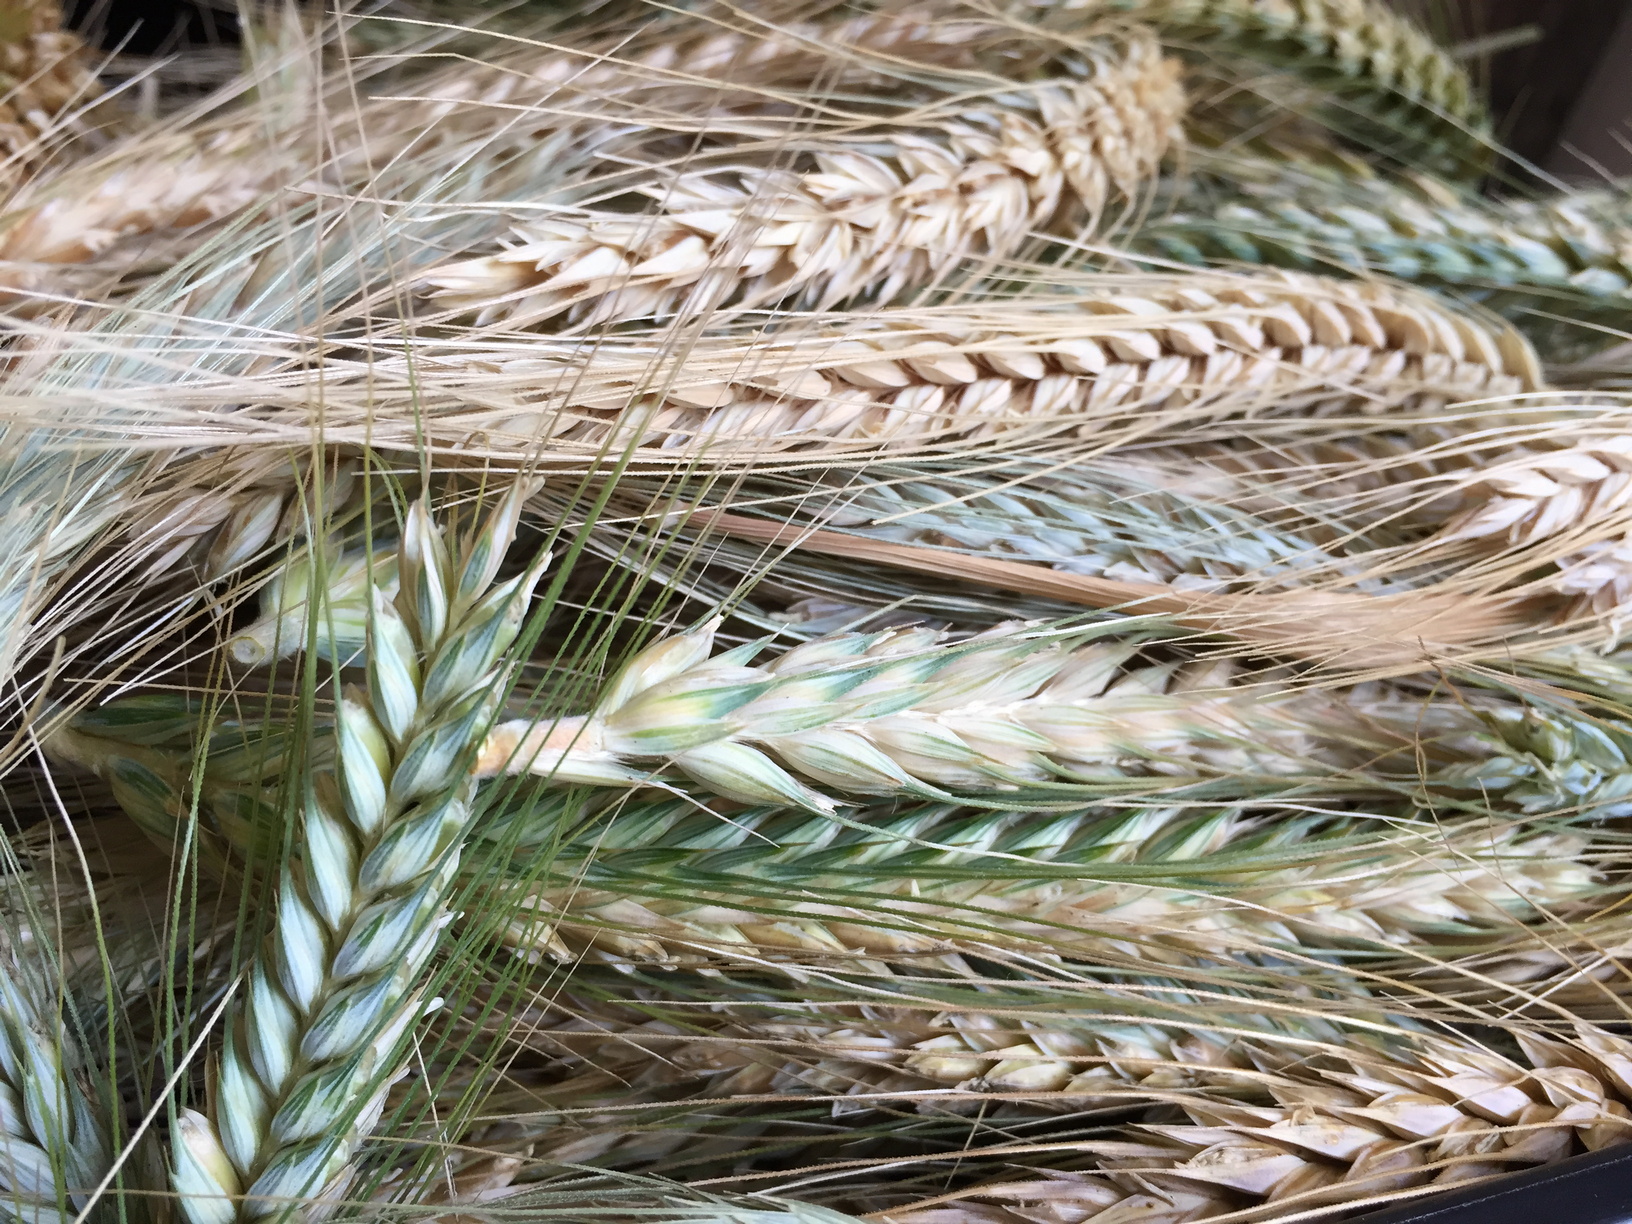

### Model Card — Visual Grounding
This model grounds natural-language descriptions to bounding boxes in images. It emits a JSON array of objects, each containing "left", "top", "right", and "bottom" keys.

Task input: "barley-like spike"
[
  {"left": 880, "top": 1024, "right": 1632, "bottom": 1222},
  {"left": 0, "top": 947, "right": 114, "bottom": 1224},
  {"left": 1080, "top": 0, "right": 1490, "bottom": 177},
  {"left": 491, "top": 800, "right": 1600, "bottom": 971},
  {"left": 478, "top": 619, "right": 1439, "bottom": 812},
  {"left": 1138, "top": 155, "right": 1632, "bottom": 353},
  {"left": 422, "top": 35, "right": 1184, "bottom": 330},
  {"left": 396, "top": 271, "right": 1537, "bottom": 458},
  {"left": 168, "top": 486, "right": 547, "bottom": 1224}
]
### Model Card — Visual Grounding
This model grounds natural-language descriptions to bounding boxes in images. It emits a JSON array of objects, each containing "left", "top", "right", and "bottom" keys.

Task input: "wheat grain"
[
  {"left": 494, "top": 801, "right": 1599, "bottom": 971},
  {"left": 167, "top": 486, "right": 547, "bottom": 1224},
  {"left": 421, "top": 36, "right": 1184, "bottom": 330},
  {"left": 881, "top": 1025, "right": 1632, "bottom": 1221},
  {"left": 1081, "top": 0, "right": 1490, "bottom": 176}
]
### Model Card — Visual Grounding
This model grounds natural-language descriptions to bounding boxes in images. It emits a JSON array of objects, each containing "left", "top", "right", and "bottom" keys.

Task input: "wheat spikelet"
[
  {"left": 492, "top": 800, "right": 1600, "bottom": 972},
  {"left": 422, "top": 35, "right": 1184, "bottom": 330},
  {"left": 165, "top": 486, "right": 547, "bottom": 1224},
  {"left": 880, "top": 1025, "right": 1632, "bottom": 1222},
  {"left": 1081, "top": 0, "right": 1489, "bottom": 176}
]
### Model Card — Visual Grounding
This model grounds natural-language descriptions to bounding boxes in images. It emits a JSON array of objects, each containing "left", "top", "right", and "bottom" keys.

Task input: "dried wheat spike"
[
  {"left": 496, "top": 802, "right": 1598, "bottom": 972},
  {"left": 0, "top": 1, "right": 103, "bottom": 168},
  {"left": 0, "top": 4, "right": 1049, "bottom": 303},
  {"left": 422, "top": 38, "right": 1185, "bottom": 330},
  {"left": 885, "top": 1026, "right": 1632, "bottom": 1222},
  {"left": 1083, "top": 0, "right": 1491, "bottom": 176},
  {"left": 1434, "top": 436, "right": 1632, "bottom": 630},
  {"left": 497, "top": 980, "right": 1632, "bottom": 1210},
  {"left": 419, "top": 273, "right": 1537, "bottom": 456}
]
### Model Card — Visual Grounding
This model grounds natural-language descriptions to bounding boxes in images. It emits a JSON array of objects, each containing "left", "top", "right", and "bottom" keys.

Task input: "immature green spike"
[
  {"left": 490, "top": 798, "right": 1601, "bottom": 972},
  {"left": 164, "top": 486, "right": 548, "bottom": 1224}
]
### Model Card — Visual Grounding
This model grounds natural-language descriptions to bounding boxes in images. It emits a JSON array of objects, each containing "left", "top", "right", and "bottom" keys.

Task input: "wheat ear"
[
  {"left": 362, "top": 272, "right": 1538, "bottom": 461},
  {"left": 0, "top": 944, "right": 114, "bottom": 1224},
  {"left": 1086, "top": 0, "right": 1489, "bottom": 176},
  {"left": 882, "top": 1025, "right": 1632, "bottom": 1222},
  {"left": 474, "top": 618, "right": 1435, "bottom": 813},
  {"left": 422, "top": 35, "right": 1184, "bottom": 330},
  {"left": 168, "top": 486, "right": 547, "bottom": 1224},
  {"left": 494, "top": 801, "right": 1599, "bottom": 971},
  {"left": 0, "top": 0, "right": 103, "bottom": 170}
]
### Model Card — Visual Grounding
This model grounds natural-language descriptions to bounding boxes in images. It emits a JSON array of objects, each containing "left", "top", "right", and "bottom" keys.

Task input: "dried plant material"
[
  {"left": 354, "top": 273, "right": 1539, "bottom": 464},
  {"left": 0, "top": 0, "right": 103, "bottom": 168},
  {"left": 423, "top": 36, "right": 1185, "bottom": 329},
  {"left": 492, "top": 801, "right": 1599, "bottom": 971},
  {"left": 1084, "top": 0, "right": 1490, "bottom": 175},
  {"left": 882, "top": 1026, "right": 1632, "bottom": 1222}
]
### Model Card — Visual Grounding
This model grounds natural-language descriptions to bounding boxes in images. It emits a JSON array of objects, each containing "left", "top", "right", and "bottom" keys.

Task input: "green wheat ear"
[{"left": 168, "top": 482, "right": 547, "bottom": 1224}]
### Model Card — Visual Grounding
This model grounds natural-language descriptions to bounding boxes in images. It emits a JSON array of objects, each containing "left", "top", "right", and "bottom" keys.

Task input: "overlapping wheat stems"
[
  {"left": 1084, "top": 0, "right": 1489, "bottom": 176},
  {"left": 421, "top": 34, "right": 1185, "bottom": 330},
  {"left": 487, "top": 799, "right": 1603, "bottom": 971},
  {"left": 167, "top": 486, "right": 548, "bottom": 1224},
  {"left": 1138, "top": 155, "right": 1632, "bottom": 350},
  {"left": 0, "top": 946, "right": 114, "bottom": 1224}
]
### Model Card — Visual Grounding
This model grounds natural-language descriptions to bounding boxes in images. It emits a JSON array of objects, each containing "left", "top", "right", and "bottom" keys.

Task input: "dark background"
[{"left": 61, "top": 0, "right": 1632, "bottom": 180}]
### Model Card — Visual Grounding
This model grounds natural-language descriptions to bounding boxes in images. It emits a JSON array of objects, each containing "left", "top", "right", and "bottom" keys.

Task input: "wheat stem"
[{"left": 166, "top": 486, "right": 547, "bottom": 1224}]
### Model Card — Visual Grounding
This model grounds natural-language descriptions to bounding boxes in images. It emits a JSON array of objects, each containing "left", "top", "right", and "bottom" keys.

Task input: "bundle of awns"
[{"left": 9, "top": 2, "right": 1632, "bottom": 1222}]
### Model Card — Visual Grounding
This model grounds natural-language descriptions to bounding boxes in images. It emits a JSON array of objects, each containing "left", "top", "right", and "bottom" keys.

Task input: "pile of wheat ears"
[{"left": 11, "top": 2, "right": 1632, "bottom": 1222}]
